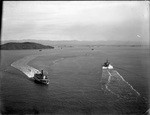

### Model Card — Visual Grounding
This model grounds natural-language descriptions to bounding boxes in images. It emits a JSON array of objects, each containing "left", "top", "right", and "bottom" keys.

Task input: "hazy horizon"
[{"left": 2, "top": 1, "right": 149, "bottom": 45}]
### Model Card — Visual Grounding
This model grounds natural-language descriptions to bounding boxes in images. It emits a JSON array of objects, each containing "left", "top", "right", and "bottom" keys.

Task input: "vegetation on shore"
[{"left": 0, "top": 42, "right": 54, "bottom": 50}]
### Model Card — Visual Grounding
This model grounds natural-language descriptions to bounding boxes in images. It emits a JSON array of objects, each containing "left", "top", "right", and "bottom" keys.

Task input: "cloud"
[{"left": 2, "top": 1, "right": 149, "bottom": 44}]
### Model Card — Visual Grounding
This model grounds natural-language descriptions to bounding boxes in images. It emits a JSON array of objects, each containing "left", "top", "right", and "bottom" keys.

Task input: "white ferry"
[{"left": 102, "top": 60, "right": 113, "bottom": 69}]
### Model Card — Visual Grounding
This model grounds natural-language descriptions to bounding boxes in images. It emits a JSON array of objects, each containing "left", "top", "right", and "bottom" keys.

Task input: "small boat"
[
  {"left": 33, "top": 70, "right": 49, "bottom": 85},
  {"left": 102, "top": 60, "right": 113, "bottom": 69}
]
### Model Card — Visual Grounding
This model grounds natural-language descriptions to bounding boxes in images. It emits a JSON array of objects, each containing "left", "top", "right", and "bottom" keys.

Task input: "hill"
[
  {"left": 0, "top": 42, "right": 54, "bottom": 50},
  {"left": 2, "top": 39, "right": 143, "bottom": 47}
]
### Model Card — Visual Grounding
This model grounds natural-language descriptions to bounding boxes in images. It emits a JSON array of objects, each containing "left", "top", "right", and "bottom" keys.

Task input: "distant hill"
[
  {"left": 0, "top": 42, "right": 54, "bottom": 50},
  {"left": 1, "top": 39, "right": 142, "bottom": 46}
]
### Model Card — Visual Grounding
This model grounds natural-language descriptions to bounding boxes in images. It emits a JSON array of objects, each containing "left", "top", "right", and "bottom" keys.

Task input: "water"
[{"left": 0, "top": 47, "right": 149, "bottom": 114}]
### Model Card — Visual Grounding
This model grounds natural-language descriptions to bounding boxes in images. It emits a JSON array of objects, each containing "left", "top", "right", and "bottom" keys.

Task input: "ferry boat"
[
  {"left": 33, "top": 70, "right": 49, "bottom": 85},
  {"left": 102, "top": 59, "right": 113, "bottom": 69}
]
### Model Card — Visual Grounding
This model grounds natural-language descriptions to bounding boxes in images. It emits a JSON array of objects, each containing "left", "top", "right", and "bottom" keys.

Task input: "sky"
[{"left": 1, "top": 1, "right": 149, "bottom": 44}]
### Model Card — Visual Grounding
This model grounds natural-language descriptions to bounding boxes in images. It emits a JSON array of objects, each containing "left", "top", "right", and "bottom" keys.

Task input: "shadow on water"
[
  {"left": 1, "top": 106, "right": 40, "bottom": 115},
  {"left": 33, "top": 80, "right": 49, "bottom": 87}
]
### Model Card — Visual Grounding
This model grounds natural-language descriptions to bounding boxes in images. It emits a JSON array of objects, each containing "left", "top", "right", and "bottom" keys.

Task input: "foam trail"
[
  {"left": 114, "top": 70, "right": 140, "bottom": 96},
  {"left": 107, "top": 70, "right": 111, "bottom": 82},
  {"left": 11, "top": 55, "right": 40, "bottom": 78},
  {"left": 105, "top": 70, "right": 120, "bottom": 98},
  {"left": 52, "top": 58, "right": 64, "bottom": 65},
  {"left": 101, "top": 69, "right": 120, "bottom": 97},
  {"left": 11, "top": 54, "right": 64, "bottom": 78},
  {"left": 101, "top": 68, "right": 141, "bottom": 99}
]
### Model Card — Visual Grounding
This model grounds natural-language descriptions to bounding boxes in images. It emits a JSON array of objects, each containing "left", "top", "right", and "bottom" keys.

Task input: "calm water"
[{"left": 0, "top": 47, "right": 149, "bottom": 114}]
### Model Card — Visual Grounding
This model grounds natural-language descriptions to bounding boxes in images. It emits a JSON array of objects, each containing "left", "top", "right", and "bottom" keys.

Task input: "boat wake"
[
  {"left": 11, "top": 55, "right": 40, "bottom": 78},
  {"left": 112, "top": 70, "right": 140, "bottom": 96},
  {"left": 11, "top": 55, "right": 65, "bottom": 78},
  {"left": 101, "top": 69, "right": 140, "bottom": 99},
  {"left": 52, "top": 58, "right": 64, "bottom": 65}
]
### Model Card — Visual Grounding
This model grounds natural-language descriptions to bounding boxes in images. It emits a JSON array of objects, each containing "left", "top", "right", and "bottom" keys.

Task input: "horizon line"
[{"left": 2, "top": 39, "right": 140, "bottom": 42}]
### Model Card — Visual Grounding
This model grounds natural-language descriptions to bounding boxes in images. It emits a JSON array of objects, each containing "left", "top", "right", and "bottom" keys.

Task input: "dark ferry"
[{"left": 33, "top": 70, "right": 49, "bottom": 85}]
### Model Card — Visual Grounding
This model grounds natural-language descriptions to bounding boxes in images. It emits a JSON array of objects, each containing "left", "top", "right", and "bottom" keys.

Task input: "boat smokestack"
[{"left": 41, "top": 70, "right": 43, "bottom": 76}]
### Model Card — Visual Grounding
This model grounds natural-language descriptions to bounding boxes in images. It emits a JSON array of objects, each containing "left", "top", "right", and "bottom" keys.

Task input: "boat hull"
[
  {"left": 102, "top": 64, "right": 113, "bottom": 69},
  {"left": 33, "top": 77, "right": 49, "bottom": 85}
]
